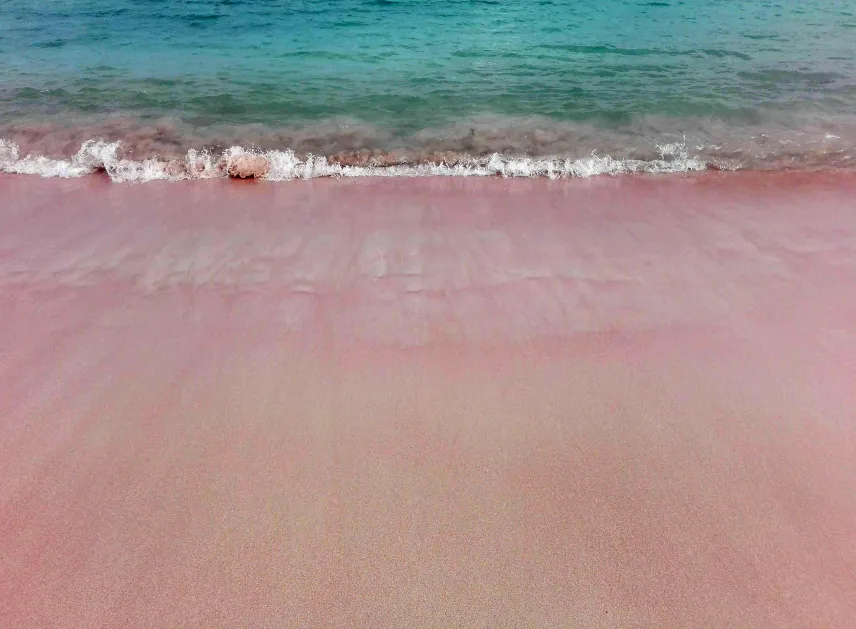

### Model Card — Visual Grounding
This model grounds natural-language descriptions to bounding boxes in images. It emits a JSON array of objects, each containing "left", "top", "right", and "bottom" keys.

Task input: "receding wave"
[{"left": 1, "top": 114, "right": 854, "bottom": 182}]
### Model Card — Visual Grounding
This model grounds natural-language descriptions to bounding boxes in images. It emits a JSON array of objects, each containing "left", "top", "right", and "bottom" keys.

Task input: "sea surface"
[{"left": 1, "top": 0, "right": 855, "bottom": 180}]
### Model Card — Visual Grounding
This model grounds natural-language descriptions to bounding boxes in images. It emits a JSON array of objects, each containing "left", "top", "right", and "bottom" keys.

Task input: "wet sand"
[{"left": 1, "top": 172, "right": 855, "bottom": 628}]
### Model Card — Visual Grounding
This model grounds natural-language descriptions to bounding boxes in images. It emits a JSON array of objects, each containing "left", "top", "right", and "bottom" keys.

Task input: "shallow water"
[{"left": 1, "top": 0, "right": 855, "bottom": 178}]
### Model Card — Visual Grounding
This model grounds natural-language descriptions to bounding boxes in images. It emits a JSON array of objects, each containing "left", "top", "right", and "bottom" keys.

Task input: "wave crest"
[
  {"left": 3, "top": 112, "right": 855, "bottom": 183},
  {"left": 0, "top": 139, "right": 710, "bottom": 182}
]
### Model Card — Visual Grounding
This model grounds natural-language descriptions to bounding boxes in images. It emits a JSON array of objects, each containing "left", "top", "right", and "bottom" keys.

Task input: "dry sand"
[{"left": 1, "top": 172, "right": 855, "bottom": 628}]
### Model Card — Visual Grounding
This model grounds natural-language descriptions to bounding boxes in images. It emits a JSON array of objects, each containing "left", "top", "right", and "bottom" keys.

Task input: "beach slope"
[{"left": 1, "top": 172, "right": 855, "bottom": 628}]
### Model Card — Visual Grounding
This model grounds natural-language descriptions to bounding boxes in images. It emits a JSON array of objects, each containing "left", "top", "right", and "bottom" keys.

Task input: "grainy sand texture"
[{"left": 1, "top": 172, "right": 855, "bottom": 628}]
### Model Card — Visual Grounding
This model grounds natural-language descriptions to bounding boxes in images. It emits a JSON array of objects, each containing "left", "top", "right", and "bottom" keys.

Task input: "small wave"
[
  {"left": 0, "top": 139, "right": 709, "bottom": 183},
  {"left": 2, "top": 113, "right": 855, "bottom": 183}
]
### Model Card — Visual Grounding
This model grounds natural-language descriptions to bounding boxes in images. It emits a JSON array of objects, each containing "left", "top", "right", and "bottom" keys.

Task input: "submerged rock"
[{"left": 228, "top": 154, "right": 269, "bottom": 179}]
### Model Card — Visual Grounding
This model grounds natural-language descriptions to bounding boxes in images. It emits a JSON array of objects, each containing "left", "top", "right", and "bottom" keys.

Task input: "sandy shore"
[{"left": 1, "top": 172, "right": 855, "bottom": 628}]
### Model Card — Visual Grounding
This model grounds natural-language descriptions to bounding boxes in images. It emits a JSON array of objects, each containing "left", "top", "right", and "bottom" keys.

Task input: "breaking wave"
[
  {"left": 0, "top": 139, "right": 710, "bottom": 182},
  {"left": 1, "top": 114, "right": 854, "bottom": 182}
]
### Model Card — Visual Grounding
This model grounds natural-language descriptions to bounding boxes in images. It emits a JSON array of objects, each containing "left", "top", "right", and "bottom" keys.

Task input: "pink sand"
[{"left": 1, "top": 172, "right": 855, "bottom": 628}]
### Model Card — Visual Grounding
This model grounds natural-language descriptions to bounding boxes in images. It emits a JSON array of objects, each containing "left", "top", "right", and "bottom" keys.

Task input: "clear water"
[{"left": 2, "top": 0, "right": 856, "bottom": 178}]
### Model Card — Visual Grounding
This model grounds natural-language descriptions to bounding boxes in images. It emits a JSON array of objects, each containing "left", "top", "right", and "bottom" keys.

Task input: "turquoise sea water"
[{"left": 1, "top": 0, "right": 855, "bottom": 178}]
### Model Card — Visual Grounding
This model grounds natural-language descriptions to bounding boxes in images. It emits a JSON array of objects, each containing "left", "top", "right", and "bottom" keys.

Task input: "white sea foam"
[{"left": 0, "top": 138, "right": 712, "bottom": 183}]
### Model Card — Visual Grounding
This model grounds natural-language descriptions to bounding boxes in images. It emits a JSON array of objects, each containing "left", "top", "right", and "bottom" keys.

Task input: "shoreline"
[
  {"left": 2, "top": 170, "right": 856, "bottom": 627},
  {"left": 3, "top": 130, "right": 855, "bottom": 181}
]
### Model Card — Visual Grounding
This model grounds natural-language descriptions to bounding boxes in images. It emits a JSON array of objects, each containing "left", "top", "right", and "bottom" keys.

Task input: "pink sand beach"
[{"left": 1, "top": 171, "right": 855, "bottom": 628}]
